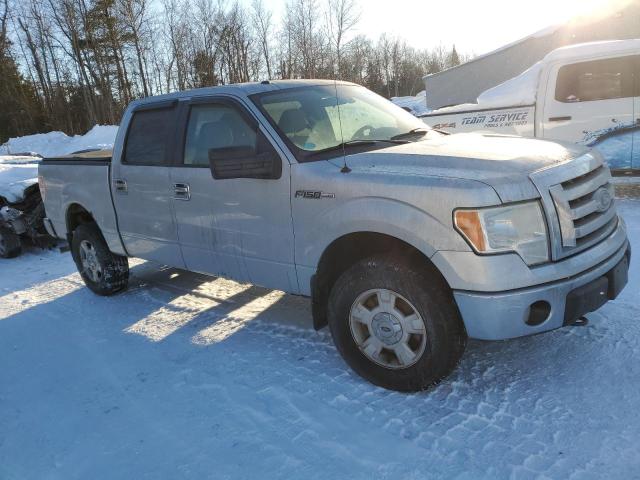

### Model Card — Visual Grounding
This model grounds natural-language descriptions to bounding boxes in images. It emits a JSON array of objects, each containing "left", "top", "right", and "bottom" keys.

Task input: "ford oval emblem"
[{"left": 593, "top": 187, "right": 613, "bottom": 213}]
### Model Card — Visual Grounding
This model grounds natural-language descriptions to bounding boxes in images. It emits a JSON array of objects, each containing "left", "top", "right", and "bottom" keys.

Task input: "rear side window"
[
  {"left": 555, "top": 56, "right": 636, "bottom": 103},
  {"left": 124, "top": 106, "right": 175, "bottom": 165}
]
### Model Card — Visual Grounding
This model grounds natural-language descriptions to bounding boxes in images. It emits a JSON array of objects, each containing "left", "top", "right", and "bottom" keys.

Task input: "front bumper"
[{"left": 454, "top": 240, "right": 630, "bottom": 340}]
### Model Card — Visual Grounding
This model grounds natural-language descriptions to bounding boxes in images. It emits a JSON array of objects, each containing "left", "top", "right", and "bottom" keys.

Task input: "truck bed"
[
  {"left": 39, "top": 149, "right": 125, "bottom": 255},
  {"left": 42, "top": 148, "right": 113, "bottom": 165}
]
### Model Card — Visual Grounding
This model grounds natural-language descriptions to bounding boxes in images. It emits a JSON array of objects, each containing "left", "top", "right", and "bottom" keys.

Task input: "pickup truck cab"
[
  {"left": 39, "top": 80, "right": 630, "bottom": 391},
  {"left": 421, "top": 40, "right": 640, "bottom": 171}
]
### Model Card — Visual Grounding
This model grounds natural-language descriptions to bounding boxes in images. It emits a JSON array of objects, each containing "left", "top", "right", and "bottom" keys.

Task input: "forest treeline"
[{"left": 0, "top": 0, "right": 467, "bottom": 142}]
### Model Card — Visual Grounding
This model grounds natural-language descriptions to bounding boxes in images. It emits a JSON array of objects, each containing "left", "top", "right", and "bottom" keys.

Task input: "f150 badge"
[{"left": 295, "top": 190, "right": 335, "bottom": 199}]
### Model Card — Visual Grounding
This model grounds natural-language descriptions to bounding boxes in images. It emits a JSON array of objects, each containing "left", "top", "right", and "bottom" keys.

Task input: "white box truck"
[{"left": 421, "top": 40, "right": 640, "bottom": 171}]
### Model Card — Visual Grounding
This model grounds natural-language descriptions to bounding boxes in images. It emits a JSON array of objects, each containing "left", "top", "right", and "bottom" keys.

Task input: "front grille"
[{"left": 530, "top": 153, "right": 618, "bottom": 261}]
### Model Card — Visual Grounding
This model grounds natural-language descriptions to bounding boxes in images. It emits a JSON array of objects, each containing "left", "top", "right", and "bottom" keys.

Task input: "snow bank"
[
  {"left": 0, "top": 156, "right": 40, "bottom": 203},
  {"left": 0, "top": 125, "right": 117, "bottom": 203},
  {"left": 0, "top": 125, "right": 118, "bottom": 158},
  {"left": 430, "top": 62, "right": 543, "bottom": 115},
  {"left": 391, "top": 91, "right": 430, "bottom": 116}
]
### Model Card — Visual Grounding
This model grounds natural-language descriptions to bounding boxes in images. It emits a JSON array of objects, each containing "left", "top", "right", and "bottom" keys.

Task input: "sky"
[{"left": 256, "top": 0, "right": 630, "bottom": 56}]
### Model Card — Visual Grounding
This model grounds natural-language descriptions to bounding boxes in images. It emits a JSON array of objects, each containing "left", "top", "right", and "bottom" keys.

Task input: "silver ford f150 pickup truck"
[{"left": 39, "top": 80, "right": 630, "bottom": 391}]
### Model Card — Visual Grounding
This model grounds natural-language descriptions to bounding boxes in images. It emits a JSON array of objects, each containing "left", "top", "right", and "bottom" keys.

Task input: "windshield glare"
[{"left": 253, "top": 85, "right": 429, "bottom": 154}]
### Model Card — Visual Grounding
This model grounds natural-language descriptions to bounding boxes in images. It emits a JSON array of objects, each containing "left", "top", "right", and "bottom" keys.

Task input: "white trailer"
[{"left": 421, "top": 40, "right": 640, "bottom": 170}]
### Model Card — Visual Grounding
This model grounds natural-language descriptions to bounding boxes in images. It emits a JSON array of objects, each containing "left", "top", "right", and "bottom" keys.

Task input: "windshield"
[{"left": 251, "top": 84, "right": 430, "bottom": 160}]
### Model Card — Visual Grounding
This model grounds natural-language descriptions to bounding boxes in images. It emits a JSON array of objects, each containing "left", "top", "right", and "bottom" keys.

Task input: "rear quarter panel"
[{"left": 39, "top": 162, "right": 126, "bottom": 256}]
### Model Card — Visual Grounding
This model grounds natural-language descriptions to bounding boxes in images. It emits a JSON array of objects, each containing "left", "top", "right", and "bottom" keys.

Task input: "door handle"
[
  {"left": 114, "top": 179, "right": 127, "bottom": 193},
  {"left": 173, "top": 183, "right": 191, "bottom": 201},
  {"left": 548, "top": 116, "right": 572, "bottom": 122}
]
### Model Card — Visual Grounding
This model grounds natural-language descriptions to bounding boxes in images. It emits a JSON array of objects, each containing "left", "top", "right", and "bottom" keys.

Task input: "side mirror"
[{"left": 208, "top": 145, "right": 282, "bottom": 180}]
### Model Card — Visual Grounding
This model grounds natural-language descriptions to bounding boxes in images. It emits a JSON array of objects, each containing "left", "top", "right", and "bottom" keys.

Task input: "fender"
[{"left": 294, "top": 196, "right": 470, "bottom": 296}]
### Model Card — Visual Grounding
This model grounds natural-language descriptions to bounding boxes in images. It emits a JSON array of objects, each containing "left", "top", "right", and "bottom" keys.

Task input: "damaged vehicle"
[
  {"left": 39, "top": 80, "right": 630, "bottom": 391},
  {"left": 0, "top": 155, "right": 54, "bottom": 258}
]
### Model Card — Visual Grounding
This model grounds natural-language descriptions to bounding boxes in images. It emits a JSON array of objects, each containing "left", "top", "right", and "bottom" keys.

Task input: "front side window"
[
  {"left": 252, "top": 85, "right": 430, "bottom": 160},
  {"left": 184, "top": 104, "right": 257, "bottom": 166},
  {"left": 124, "top": 107, "right": 175, "bottom": 165},
  {"left": 555, "top": 56, "right": 636, "bottom": 103}
]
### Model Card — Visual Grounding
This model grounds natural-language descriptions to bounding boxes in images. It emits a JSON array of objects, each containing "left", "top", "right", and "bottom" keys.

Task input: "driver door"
[{"left": 169, "top": 97, "right": 298, "bottom": 293}]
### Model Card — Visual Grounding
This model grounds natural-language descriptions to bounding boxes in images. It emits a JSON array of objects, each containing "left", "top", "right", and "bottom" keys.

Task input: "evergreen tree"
[
  {"left": 448, "top": 45, "right": 461, "bottom": 68},
  {"left": 0, "top": 7, "right": 44, "bottom": 143}
]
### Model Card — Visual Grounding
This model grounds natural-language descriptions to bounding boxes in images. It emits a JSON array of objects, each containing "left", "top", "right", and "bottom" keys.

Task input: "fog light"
[{"left": 526, "top": 301, "right": 551, "bottom": 326}]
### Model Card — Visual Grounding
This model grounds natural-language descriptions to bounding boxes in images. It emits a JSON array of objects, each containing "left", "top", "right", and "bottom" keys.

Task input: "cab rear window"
[{"left": 124, "top": 106, "right": 176, "bottom": 165}]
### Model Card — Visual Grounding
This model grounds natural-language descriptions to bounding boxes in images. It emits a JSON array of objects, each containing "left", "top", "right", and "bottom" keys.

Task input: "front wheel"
[
  {"left": 71, "top": 223, "right": 129, "bottom": 295},
  {"left": 327, "top": 255, "right": 466, "bottom": 392}
]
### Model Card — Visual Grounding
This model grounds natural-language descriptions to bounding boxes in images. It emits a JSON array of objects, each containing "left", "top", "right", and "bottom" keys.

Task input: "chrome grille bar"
[
  {"left": 570, "top": 184, "right": 615, "bottom": 220},
  {"left": 574, "top": 206, "right": 617, "bottom": 238},
  {"left": 530, "top": 152, "right": 618, "bottom": 260},
  {"left": 561, "top": 167, "right": 611, "bottom": 201}
]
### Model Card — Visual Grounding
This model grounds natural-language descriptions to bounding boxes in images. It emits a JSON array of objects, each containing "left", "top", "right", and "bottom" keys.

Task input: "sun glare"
[
  {"left": 545, "top": 0, "right": 631, "bottom": 25},
  {"left": 358, "top": 0, "right": 633, "bottom": 55}
]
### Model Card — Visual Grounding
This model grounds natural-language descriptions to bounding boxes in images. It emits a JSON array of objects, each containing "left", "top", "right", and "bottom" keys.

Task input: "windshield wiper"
[
  {"left": 307, "top": 139, "right": 407, "bottom": 157},
  {"left": 390, "top": 127, "right": 430, "bottom": 140}
]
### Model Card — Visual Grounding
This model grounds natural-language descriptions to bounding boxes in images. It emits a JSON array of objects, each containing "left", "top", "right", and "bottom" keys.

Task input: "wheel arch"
[
  {"left": 65, "top": 203, "right": 96, "bottom": 242},
  {"left": 311, "top": 231, "right": 451, "bottom": 331}
]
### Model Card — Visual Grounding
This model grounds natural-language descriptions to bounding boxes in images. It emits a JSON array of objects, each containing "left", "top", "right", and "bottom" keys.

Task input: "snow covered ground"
[{"left": 1, "top": 200, "right": 639, "bottom": 479}]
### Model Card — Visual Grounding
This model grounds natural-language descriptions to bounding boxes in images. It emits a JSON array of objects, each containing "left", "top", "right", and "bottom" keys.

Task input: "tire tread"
[
  {"left": 327, "top": 254, "right": 466, "bottom": 392},
  {"left": 71, "top": 223, "right": 129, "bottom": 295}
]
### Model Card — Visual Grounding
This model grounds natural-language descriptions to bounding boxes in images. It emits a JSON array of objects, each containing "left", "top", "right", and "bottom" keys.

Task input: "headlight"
[{"left": 454, "top": 201, "right": 549, "bottom": 266}]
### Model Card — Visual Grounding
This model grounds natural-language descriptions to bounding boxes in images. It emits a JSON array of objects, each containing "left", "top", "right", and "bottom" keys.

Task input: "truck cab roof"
[
  {"left": 543, "top": 39, "right": 640, "bottom": 63},
  {"left": 128, "top": 79, "right": 359, "bottom": 110}
]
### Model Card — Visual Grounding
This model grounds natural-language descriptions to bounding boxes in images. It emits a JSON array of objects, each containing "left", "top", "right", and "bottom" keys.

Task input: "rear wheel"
[
  {"left": 328, "top": 254, "right": 466, "bottom": 392},
  {"left": 71, "top": 223, "right": 129, "bottom": 295},
  {"left": 0, "top": 227, "right": 22, "bottom": 258}
]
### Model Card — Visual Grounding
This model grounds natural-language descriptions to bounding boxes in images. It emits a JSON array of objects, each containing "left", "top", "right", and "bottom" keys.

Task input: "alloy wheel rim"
[
  {"left": 349, "top": 288, "right": 427, "bottom": 369},
  {"left": 79, "top": 240, "right": 102, "bottom": 283}
]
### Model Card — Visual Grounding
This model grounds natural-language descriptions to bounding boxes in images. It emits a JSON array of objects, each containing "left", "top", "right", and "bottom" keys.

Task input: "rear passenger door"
[
  {"left": 169, "top": 96, "right": 298, "bottom": 292},
  {"left": 111, "top": 101, "right": 185, "bottom": 267},
  {"left": 543, "top": 55, "right": 636, "bottom": 170}
]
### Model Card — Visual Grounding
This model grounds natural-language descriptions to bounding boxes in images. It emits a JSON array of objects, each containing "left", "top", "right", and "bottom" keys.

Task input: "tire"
[
  {"left": 71, "top": 223, "right": 129, "bottom": 295},
  {"left": 0, "top": 227, "right": 22, "bottom": 258},
  {"left": 328, "top": 254, "right": 466, "bottom": 392}
]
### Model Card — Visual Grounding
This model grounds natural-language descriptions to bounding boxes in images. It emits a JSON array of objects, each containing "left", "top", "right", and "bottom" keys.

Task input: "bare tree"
[
  {"left": 118, "top": 0, "right": 152, "bottom": 96},
  {"left": 326, "top": 0, "right": 359, "bottom": 76},
  {"left": 250, "top": 0, "right": 273, "bottom": 79},
  {"left": 3, "top": 0, "right": 472, "bottom": 141},
  {"left": 0, "top": 0, "right": 9, "bottom": 57},
  {"left": 285, "top": 0, "right": 326, "bottom": 78}
]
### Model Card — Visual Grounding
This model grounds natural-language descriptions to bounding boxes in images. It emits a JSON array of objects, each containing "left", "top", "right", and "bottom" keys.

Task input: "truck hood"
[{"left": 338, "top": 133, "right": 590, "bottom": 202}]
